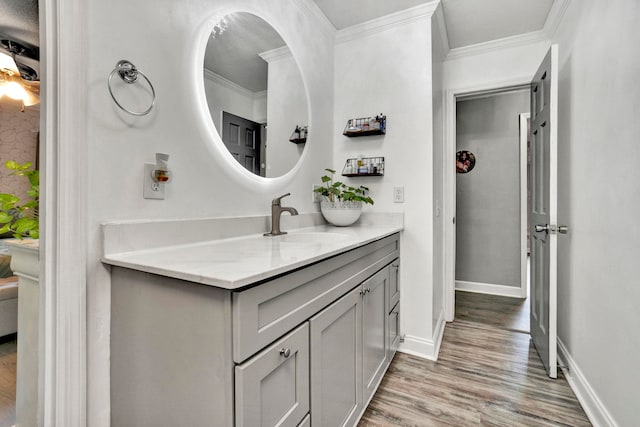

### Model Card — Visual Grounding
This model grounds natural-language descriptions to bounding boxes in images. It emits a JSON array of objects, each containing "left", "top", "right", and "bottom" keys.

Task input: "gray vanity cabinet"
[
  {"left": 362, "top": 266, "right": 389, "bottom": 404},
  {"left": 310, "top": 285, "right": 363, "bottom": 427},
  {"left": 389, "top": 303, "right": 401, "bottom": 354},
  {"left": 110, "top": 233, "right": 400, "bottom": 427},
  {"left": 388, "top": 259, "right": 401, "bottom": 356},
  {"left": 389, "top": 260, "right": 400, "bottom": 310},
  {"left": 235, "top": 323, "right": 309, "bottom": 427},
  {"left": 310, "top": 262, "right": 396, "bottom": 426}
]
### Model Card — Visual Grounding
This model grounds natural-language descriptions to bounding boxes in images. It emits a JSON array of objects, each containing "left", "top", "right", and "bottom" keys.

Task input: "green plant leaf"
[
  {"left": 324, "top": 168, "right": 336, "bottom": 174},
  {"left": 0, "top": 212, "right": 13, "bottom": 224},
  {"left": 13, "top": 217, "right": 38, "bottom": 234},
  {"left": 321, "top": 175, "right": 332, "bottom": 183}
]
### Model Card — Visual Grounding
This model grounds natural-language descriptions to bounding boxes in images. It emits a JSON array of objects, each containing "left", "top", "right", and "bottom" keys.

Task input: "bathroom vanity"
[{"left": 103, "top": 218, "right": 401, "bottom": 427}]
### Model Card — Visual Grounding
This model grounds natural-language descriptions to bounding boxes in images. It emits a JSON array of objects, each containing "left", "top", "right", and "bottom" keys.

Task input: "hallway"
[{"left": 359, "top": 291, "right": 590, "bottom": 426}]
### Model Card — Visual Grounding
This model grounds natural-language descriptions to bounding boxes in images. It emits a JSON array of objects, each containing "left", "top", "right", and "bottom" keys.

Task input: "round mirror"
[{"left": 202, "top": 12, "right": 309, "bottom": 178}]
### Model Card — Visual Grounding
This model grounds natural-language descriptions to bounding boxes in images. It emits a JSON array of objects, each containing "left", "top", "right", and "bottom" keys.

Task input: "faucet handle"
[{"left": 272, "top": 192, "right": 291, "bottom": 205}]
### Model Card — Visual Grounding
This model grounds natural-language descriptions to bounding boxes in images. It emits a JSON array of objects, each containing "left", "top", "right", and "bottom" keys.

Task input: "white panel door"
[{"left": 529, "top": 44, "right": 559, "bottom": 379}]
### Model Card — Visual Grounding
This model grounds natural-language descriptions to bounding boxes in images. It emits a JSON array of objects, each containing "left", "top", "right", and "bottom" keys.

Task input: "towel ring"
[{"left": 108, "top": 60, "right": 156, "bottom": 116}]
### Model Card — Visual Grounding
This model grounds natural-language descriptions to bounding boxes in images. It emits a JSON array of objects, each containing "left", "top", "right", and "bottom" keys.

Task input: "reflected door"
[{"left": 222, "top": 111, "right": 262, "bottom": 175}]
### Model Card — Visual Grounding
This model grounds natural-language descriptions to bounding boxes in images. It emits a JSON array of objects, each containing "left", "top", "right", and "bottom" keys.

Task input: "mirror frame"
[{"left": 192, "top": 7, "right": 312, "bottom": 190}]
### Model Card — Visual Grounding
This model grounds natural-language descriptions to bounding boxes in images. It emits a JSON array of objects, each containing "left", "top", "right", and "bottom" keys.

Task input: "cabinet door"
[
  {"left": 235, "top": 323, "right": 309, "bottom": 427},
  {"left": 388, "top": 259, "right": 400, "bottom": 313},
  {"left": 389, "top": 302, "right": 400, "bottom": 355},
  {"left": 362, "top": 267, "right": 388, "bottom": 405},
  {"left": 310, "top": 286, "right": 363, "bottom": 427}
]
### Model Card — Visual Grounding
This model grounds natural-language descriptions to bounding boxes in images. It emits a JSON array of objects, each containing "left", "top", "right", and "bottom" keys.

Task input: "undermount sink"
[{"left": 276, "top": 231, "right": 349, "bottom": 244}]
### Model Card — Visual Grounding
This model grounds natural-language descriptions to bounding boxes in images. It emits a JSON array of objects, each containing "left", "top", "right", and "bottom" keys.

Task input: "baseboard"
[
  {"left": 432, "top": 310, "right": 446, "bottom": 360},
  {"left": 399, "top": 335, "right": 437, "bottom": 360},
  {"left": 557, "top": 339, "right": 618, "bottom": 427},
  {"left": 398, "top": 310, "right": 446, "bottom": 361},
  {"left": 455, "top": 280, "right": 524, "bottom": 298}
]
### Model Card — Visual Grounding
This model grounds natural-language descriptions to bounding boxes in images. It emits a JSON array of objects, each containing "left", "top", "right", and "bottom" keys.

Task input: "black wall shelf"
[
  {"left": 343, "top": 114, "right": 386, "bottom": 137},
  {"left": 341, "top": 157, "right": 385, "bottom": 177}
]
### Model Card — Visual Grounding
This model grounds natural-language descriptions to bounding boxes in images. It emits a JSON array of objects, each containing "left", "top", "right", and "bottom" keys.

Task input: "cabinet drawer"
[
  {"left": 235, "top": 323, "right": 309, "bottom": 427},
  {"left": 388, "top": 259, "right": 400, "bottom": 313},
  {"left": 233, "top": 234, "right": 399, "bottom": 363}
]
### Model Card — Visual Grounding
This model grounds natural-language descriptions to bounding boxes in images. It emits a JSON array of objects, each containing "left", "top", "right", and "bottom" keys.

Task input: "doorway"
[
  {"left": 444, "top": 79, "right": 530, "bottom": 322},
  {"left": 454, "top": 89, "right": 530, "bottom": 305}
]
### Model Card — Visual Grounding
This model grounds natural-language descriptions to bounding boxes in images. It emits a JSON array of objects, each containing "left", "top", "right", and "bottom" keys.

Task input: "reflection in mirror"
[{"left": 203, "top": 12, "right": 308, "bottom": 178}]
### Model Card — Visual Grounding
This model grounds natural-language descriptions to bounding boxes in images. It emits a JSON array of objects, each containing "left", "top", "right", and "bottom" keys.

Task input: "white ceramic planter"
[{"left": 320, "top": 199, "right": 362, "bottom": 226}]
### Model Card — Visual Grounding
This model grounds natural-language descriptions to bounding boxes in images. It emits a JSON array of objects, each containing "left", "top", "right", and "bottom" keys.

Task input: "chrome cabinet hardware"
[
  {"left": 279, "top": 348, "right": 291, "bottom": 358},
  {"left": 558, "top": 225, "right": 569, "bottom": 234}
]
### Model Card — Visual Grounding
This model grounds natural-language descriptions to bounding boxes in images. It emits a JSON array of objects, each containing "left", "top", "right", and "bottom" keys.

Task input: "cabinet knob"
[
  {"left": 365, "top": 288, "right": 371, "bottom": 294},
  {"left": 279, "top": 348, "right": 291, "bottom": 358}
]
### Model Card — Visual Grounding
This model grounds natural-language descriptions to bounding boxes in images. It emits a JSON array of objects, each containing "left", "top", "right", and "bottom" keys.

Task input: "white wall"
[
  {"left": 334, "top": 15, "right": 435, "bottom": 357},
  {"left": 203, "top": 70, "right": 263, "bottom": 132},
  {"left": 85, "top": 1, "right": 334, "bottom": 424},
  {"left": 552, "top": 1, "right": 640, "bottom": 425},
  {"left": 264, "top": 50, "right": 307, "bottom": 177},
  {"left": 444, "top": 39, "right": 551, "bottom": 91}
]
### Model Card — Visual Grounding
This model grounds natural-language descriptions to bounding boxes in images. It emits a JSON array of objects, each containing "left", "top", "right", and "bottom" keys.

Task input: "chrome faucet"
[{"left": 264, "top": 193, "right": 299, "bottom": 236}]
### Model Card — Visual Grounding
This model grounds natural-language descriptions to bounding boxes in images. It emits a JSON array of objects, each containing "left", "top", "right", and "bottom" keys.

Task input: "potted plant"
[
  {"left": 314, "top": 168, "right": 374, "bottom": 226},
  {"left": 0, "top": 160, "right": 39, "bottom": 239}
]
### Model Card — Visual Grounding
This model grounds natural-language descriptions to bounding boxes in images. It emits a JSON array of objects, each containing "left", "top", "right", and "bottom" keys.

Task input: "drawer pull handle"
[{"left": 279, "top": 348, "right": 291, "bottom": 358}]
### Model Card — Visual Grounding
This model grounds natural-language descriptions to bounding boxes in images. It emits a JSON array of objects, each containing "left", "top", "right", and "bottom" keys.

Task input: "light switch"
[{"left": 393, "top": 186, "right": 404, "bottom": 203}]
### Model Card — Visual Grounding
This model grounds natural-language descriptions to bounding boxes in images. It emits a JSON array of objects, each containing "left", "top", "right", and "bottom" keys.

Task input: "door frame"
[
  {"left": 40, "top": 0, "right": 87, "bottom": 424},
  {"left": 443, "top": 77, "right": 531, "bottom": 322},
  {"left": 519, "top": 112, "right": 530, "bottom": 298}
]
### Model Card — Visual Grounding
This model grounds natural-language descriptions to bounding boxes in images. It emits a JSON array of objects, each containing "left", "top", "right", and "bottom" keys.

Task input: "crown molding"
[
  {"left": 336, "top": 1, "right": 439, "bottom": 45},
  {"left": 543, "top": 0, "right": 572, "bottom": 39},
  {"left": 432, "top": 2, "right": 450, "bottom": 60},
  {"left": 203, "top": 68, "right": 260, "bottom": 99},
  {"left": 445, "top": 29, "right": 549, "bottom": 61},
  {"left": 258, "top": 45, "right": 292, "bottom": 63},
  {"left": 295, "top": 0, "right": 337, "bottom": 41}
]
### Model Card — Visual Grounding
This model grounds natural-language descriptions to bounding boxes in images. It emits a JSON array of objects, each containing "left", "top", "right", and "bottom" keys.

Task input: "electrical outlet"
[
  {"left": 312, "top": 184, "right": 322, "bottom": 202},
  {"left": 393, "top": 186, "right": 404, "bottom": 203},
  {"left": 143, "top": 163, "right": 165, "bottom": 199}
]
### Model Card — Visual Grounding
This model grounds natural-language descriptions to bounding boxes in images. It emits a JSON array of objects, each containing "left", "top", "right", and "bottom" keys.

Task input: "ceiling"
[
  {"left": 0, "top": 0, "right": 39, "bottom": 81},
  {"left": 204, "top": 13, "right": 285, "bottom": 93},
  {"left": 313, "top": 0, "right": 555, "bottom": 48}
]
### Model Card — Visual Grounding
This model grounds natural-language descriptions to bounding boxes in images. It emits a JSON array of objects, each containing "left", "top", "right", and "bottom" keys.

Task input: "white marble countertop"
[{"left": 102, "top": 222, "right": 402, "bottom": 290}]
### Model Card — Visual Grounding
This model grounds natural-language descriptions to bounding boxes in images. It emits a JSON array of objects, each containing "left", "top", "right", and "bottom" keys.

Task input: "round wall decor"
[{"left": 456, "top": 150, "right": 476, "bottom": 174}]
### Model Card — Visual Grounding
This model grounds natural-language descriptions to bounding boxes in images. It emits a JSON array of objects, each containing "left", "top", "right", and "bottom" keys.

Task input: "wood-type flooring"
[
  {"left": 359, "top": 291, "right": 590, "bottom": 426},
  {"left": 0, "top": 336, "right": 16, "bottom": 427}
]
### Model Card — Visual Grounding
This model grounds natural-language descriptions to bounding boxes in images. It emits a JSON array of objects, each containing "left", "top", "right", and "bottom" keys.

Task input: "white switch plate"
[
  {"left": 143, "top": 163, "right": 165, "bottom": 199},
  {"left": 393, "top": 186, "right": 404, "bottom": 203}
]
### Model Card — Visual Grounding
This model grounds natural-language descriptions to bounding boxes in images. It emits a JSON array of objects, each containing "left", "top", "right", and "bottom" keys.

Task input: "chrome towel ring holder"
[{"left": 108, "top": 60, "right": 156, "bottom": 116}]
